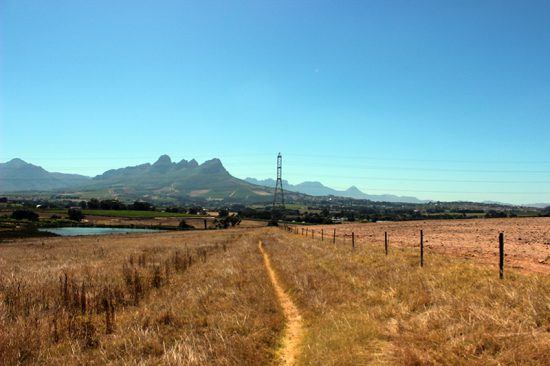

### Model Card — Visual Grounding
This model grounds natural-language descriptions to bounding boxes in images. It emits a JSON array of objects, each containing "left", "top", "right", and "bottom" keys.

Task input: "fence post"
[
  {"left": 333, "top": 229, "right": 336, "bottom": 244},
  {"left": 420, "top": 230, "right": 424, "bottom": 267},
  {"left": 321, "top": 229, "right": 324, "bottom": 241},
  {"left": 312, "top": 230, "right": 314, "bottom": 239},
  {"left": 204, "top": 219, "right": 207, "bottom": 230},
  {"left": 302, "top": 228, "right": 304, "bottom": 235},
  {"left": 499, "top": 232, "right": 504, "bottom": 279},
  {"left": 384, "top": 232, "right": 388, "bottom": 255},
  {"left": 352, "top": 232, "right": 355, "bottom": 250},
  {"left": 306, "top": 228, "right": 308, "bottom": 237}
]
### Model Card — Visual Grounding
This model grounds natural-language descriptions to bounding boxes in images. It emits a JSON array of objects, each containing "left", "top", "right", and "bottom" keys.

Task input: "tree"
[
  {"left": 100, "top": 199, "right": 126, "bottom": 210},
  {"left": 88, "top": 198, "right": 100, "bottom": 210},
  {"left": 131, "top": 201, "right": 153, "bottom": 211},
  {"left": 214, "top": 214, "right": 241, "bottom": 229},
  {"left": 188, "top": 206, "right": 201, "bottom": 215},
  {"left": 11, "top": 210, "right": 39, "bottom": 221},
  {"left": 485, "top": 210, "right": 507, "bottom": 218},
  {"left": 68, "top": 207, "right": 85, "bottom": 221}
]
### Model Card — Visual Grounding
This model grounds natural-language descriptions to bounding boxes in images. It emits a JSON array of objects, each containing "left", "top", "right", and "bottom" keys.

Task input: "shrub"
[
  {"left": 11, "top": 210, "right": 39, "bottom": 221},
  {"left": 214, "top": 214, "right": 241, "bottom": 229},
  {"left": 68, "top": 208, "right": 85, "bottom": 221},
  {"left": 485, "top": 210, "right": 507, "bottom": 218}
]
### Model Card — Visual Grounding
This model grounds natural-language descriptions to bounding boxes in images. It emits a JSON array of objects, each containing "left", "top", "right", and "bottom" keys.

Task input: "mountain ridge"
[
  {"left": 244, "top": 177, "right": 427, "bottom": 203},
  {"left": 0, "top": 158, "right": 91, "bottom": 192},
  {"left": 0, "top": 156, "right": 266, "bottom": 202}
]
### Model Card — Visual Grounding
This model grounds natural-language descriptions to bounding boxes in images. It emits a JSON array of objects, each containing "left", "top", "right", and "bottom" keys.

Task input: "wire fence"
[{"left": 280, "top": 224, "right": 506, "bottom": 279}]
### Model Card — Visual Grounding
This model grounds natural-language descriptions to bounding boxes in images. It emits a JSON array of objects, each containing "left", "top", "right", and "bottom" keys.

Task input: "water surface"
[{"left": 39, "top": 227, "right": 161, "bottom": 237}]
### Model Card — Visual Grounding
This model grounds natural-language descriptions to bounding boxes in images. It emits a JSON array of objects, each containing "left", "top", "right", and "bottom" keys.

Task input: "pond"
[{"left": 38, "top": 227, "right": 162, "bottom": 237}]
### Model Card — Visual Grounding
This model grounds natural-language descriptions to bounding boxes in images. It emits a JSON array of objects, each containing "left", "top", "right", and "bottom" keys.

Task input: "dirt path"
[{"left": 259, "top": 240, "right": 304, "bottom": 365}]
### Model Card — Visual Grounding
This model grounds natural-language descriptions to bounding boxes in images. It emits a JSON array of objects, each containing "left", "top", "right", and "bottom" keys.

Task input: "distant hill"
[
  {"left": 86, "top": 155, "right": 272, "bottom": 201},
  {"left": 245, "top": 177, "right": 426, "bottom": 203},
  {"left": 0, "top": 158, "right": 91, "bottom": 192},
  {"left": 523, "top": 203, "right": 550, "bottom": 209}
]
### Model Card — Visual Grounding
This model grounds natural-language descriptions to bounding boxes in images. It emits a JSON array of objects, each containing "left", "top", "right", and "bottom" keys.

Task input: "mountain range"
[
  {"left": 244, "top": 178, "right": 426, "bottom": 203},
  {"left": 5, "top": 156, "right": 537, "bottom": 206},
  {"left": 0, "top": 156, "right": 272, "bottom": 202}
]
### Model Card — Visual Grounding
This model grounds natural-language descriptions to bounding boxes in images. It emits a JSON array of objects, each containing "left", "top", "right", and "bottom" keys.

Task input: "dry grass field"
[
  {"left": 265, "top": 227, "right": 550, "bottom": 365},
  {"left": 1, "top": 220, "right": 549, "bottom": 365},
  {"left": 296, "top": 217, "right": 550, "bottom": 274},
  {"left": 0, "top": 229, "right": 282, "bottom": 365}
]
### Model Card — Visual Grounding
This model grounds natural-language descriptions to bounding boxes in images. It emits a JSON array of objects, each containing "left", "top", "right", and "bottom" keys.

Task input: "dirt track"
[
  {"left": 297, "top": 217, "right": 550, "bottom": 274},
  {"left": 259, "top": 240, "right": 303, "bottom": 365}
]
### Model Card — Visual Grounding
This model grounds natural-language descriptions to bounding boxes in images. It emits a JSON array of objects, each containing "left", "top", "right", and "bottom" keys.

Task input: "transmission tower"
[{"left": 273, "top": 153, "right": 285, "bottom": 209}]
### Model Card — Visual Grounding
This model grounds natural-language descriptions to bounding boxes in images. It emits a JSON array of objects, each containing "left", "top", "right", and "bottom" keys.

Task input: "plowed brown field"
[{"left": 296, "top": 217, "right": 550, "bottom": 274}]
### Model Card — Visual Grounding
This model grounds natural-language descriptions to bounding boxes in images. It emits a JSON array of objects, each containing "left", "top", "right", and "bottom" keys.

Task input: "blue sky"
[{"left": 1, "top": 0, "right": 549, "bottom": 204}]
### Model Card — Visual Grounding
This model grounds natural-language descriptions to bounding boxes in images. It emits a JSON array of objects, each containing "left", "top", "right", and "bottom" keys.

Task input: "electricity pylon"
[{"left": 272, "top": 153, "right": 285, "bottom": 209}]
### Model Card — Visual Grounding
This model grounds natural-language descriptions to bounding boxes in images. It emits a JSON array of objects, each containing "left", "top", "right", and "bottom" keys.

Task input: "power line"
[
  {"left": 286, "top": 153, "right": 550, "bottom": 165},
  {"left": 352, "top": 188, "right": 550, "bottom": 195},
  {"left": 282, "top": 174, "right": 550, "bottom": 185},
  {"left": 283, "top": 163, "right": 550, "bottom": 174}
]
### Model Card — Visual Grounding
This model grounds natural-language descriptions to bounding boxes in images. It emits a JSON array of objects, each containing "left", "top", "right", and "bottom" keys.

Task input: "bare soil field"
[{"left": 296, "top": 217, "right": 550, "bottom": 274}]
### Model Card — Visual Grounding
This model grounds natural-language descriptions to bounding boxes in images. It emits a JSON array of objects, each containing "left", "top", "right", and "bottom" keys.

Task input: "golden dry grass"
[
  {"left": 0, "top": 230, "right": 282, "bottom": 365},
  {"left": 265, "top": 228, "right": 550, "bottom": 365}
]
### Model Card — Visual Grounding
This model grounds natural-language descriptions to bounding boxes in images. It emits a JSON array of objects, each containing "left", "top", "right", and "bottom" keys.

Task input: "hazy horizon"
[{"left": 2, "top": 1, "right": 549, "bottom": 204}]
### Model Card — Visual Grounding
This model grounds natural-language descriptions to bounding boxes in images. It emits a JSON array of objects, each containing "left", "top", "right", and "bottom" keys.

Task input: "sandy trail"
[{"left": 259, "top": 240, "right": 304, "bottom": 366}]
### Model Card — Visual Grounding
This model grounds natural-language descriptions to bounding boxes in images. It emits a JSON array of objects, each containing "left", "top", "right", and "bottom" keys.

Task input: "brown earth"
[{"left": 295, "top": 217, "right": 550, "bottom": 274}]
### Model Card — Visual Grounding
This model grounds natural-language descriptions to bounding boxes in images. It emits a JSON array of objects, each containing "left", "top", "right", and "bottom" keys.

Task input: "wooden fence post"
[
  {"left": 204, "top": 219, "right": 207, "bottom": 230},
  {"left": 312, "top": 230, "right": 314, "bottom": 239},
  {"left": 306, "top": 228, "right": 308, "bottom": 236},
  {"left": 499, "top": 232, "right": 504, "bottom": 279},
  {"left": 384, "top": 232, "right": 388, "bottom": 255},
  {"left": 333, "top": 229, "right": 336, "bottom": 244},
  {"left": 321, "top": 229, "right": 324, "bottom": 241},
  {"left": 352, "top": 232, "right": 355, "bottom": 250},
  {"left": 420, "top": 230, "right": 424, "bottom": 267}
]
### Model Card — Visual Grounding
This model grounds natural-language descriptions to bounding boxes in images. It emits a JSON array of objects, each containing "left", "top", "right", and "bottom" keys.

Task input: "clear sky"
[{"left": 1, "top": 0, "right": 549, "bottom": 204}]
